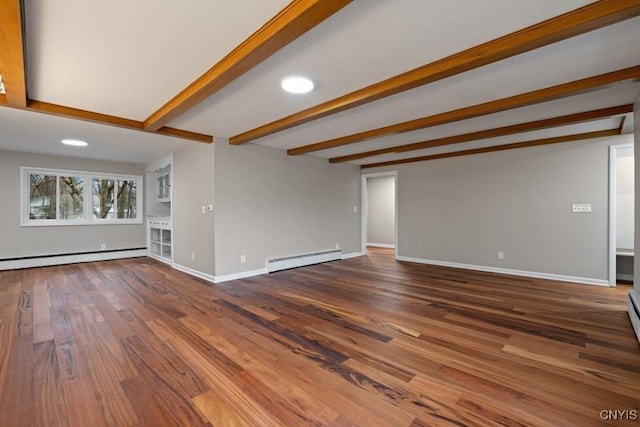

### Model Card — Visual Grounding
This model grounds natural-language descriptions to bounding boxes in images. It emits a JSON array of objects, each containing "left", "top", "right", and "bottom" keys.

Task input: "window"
[{"left": 21, "top": 167, "right": 143, "bottom": 226}]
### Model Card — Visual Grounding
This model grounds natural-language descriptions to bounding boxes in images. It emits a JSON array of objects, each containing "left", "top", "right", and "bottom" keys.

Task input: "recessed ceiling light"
[
  {"left": 281, "top": 76, "right": 314, "bottom": 94},
  {"left": 61, "top": 139, "right": 88, "bottom": 147}
]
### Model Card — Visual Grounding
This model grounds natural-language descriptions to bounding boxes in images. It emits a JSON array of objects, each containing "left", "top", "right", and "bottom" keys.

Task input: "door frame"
[
  {"left": 609, "top": 142, "right": 634, "bottom": 286},
  {"left": 361, "top": 171, "right": 398, "bottom": 256}
]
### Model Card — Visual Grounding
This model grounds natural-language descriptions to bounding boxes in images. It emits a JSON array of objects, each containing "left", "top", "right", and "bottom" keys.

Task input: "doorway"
[
  {"left": 362, "top": 172, "right": 398, "bottom": 255},
  {"left": 609, "top": 142, "right": 634, "bottom": 286}
]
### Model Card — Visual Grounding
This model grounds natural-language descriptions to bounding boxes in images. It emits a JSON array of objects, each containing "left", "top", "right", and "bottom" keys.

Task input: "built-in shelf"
[
  {"left": 148, "top": 217, "right": 172, "bottom": 263},
  {"left": 147, "top": 155, "right": 173, "bottom": 264}
]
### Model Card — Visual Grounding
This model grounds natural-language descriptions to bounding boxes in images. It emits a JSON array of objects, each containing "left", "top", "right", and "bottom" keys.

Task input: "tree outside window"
[
  {"left": 29, "top": 174, "right": 56, "bottom": 219},
  {"left": 22, "top": 167, "right": 142, "bottom": 226},
  {"left": 92, "top": 178, "right": 115, "bottom": 219},
  {"left": 60, "top": 176, "right": 84, "bottom": 220}
]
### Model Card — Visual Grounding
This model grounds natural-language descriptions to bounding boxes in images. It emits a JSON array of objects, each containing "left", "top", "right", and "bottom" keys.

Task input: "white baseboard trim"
[
  {"left": 176, "top": 253, "right": 368, "bottom": 285},
  {"left": 343, "top": 252, "right": 366, "bottom": 259},
  {"left": 395, "top": 255, "right": 610, "bottom": 287},
  {"left": 215, "top": 268, "right": 268, "bottom": 283},
  {"left": 366, "top": 243, "right": 396, "bottom": 249},
  {"left": 0, "top": 249, "right": 147, "bottom": 271},
  {"left": 173, "top": 262, "right": 267, "bottom": 284},
  {"left": 172, "top": 263, "right": 216, "bottom": 284},
  {"left": 617, "top": 274, "right": 634, "bottom": 282}
]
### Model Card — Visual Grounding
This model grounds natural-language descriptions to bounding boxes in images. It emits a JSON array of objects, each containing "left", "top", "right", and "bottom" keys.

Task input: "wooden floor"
[{"left": 0, "top": 248, "right": 639, "bottom": 426}]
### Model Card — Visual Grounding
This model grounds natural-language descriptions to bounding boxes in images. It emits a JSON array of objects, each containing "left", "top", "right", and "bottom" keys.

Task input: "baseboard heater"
[
  {"left": 628, "top": 291, "right": 640, "bottom": 343},
  {"left": 267, "top": 249, "right": 342, "bottom": 273}
]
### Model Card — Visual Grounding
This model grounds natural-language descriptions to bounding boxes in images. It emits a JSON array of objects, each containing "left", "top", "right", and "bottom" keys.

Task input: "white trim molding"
[
  {"left": 396, "top": 255, "right": 610, "bottom": 287},
  {"left": 342, "top": 251, "right": 366, "bottom": 259},
  {"left": 21, "top": 166, "right": 144, "bottom": 227},
  {"left": 361, "top": 171, "right": 398, "bottom": 257},
  {"left": 366, "top": 243, "right": 395, "bottom": 248},
  {"left": 174, "top": 262, "right": 267, "bottom": 284},
  {"left": 214, "top": 268, "right": 268, "bottom": 283},
  {"left": 608, "top": 142, "right": 635, "bottom": 286},
  {"left": 172, "top": 263, "right": 216, "bottom": 284},
  {"left": 0, "top": 249, "right": 147, "bottom": 271}
]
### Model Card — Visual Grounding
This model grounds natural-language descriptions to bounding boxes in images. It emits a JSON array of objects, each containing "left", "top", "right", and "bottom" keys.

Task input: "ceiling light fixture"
[
  {"left": 281, "top": 76, "right": 314, "bottom": 94},
  {"left": 61, "top": 139, "right": 88, "bottom": 147}
]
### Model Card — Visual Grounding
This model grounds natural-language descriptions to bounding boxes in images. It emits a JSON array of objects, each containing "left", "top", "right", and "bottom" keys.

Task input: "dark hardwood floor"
[{"left": 0, "top": 247, "right": 639, "bottom": 426}]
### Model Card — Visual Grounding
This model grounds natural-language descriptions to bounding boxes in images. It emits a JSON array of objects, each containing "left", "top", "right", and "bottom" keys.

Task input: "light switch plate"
[{"left": 572, "top": 203, "right": 592, "bottom": 213}]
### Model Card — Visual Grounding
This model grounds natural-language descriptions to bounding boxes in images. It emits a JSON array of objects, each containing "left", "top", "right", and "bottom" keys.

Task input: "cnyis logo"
[{"left": 600, "top": 409, "right": 638, "bottom": 421}]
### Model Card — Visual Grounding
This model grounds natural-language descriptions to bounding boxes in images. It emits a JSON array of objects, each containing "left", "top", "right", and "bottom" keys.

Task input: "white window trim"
[{"left": 21, "top": 166, "right": 143, "bottom": 226}]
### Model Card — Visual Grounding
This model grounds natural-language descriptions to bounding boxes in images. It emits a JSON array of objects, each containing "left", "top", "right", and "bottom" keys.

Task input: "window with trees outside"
[{"left": 22, "top": 167, "right": 143, "bottom": 226}]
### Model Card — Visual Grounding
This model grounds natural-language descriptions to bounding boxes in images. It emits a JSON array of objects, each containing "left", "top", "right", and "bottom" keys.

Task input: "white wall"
[
  {"left": 366, "top": 135, "right": 629, "bottom": 283},
  {"left": 366, "top": 175, "right": 395, "bottom": 246},
  {"left": 616, "top": 148, "right": 634, "bottom": 250},
  {"left": 214, "top": 139, "right": 361, "bottom": 276},
  {"left": 0, "top": 149, "right": 146, "bottom": 259},
  {"left": 173, "top": 144, "right": 215, "bottom": 276}
]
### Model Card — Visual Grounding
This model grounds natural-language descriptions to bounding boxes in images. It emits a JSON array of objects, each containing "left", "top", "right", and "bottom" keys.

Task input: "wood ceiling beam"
[
  {"left": 0, "top": 0, "right": 27, "bottom": 107},
  {"left": 143, "top": 0, "right": 352, "bottom": 132},
  {"left": 329, "top": 104, "right": 633, "bottom": 163},
  {"left": 361, "top": 129, "right": 619, "bottom": 169},
  {"left": 289, "top": 65, "right": 640, "bottom": 155},
  {"left": 0, "top": 97, "right": 214, "bottom": 143},
  {"left": 231, "top": 0, "right": 640, "bottom": 146},
  {"left": 617, "top": 116, "right": 627, "bottom": 134}
]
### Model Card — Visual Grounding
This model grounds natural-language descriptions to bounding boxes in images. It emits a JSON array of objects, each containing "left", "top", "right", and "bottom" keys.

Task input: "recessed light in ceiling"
[
  {"left": 281, "top": 76, "right": 314, "bottom": 94},
  {"left": 61, "top": 139, "right": 88, "bottom": 147}
]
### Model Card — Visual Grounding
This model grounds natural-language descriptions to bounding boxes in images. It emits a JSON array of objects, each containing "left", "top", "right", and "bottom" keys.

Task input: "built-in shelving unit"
[
  {"left": 147, "top": 155, "right": 173, "bottom": 264},
  {"left": 149, "top": 217, "right": 172, "bottom": 263}
]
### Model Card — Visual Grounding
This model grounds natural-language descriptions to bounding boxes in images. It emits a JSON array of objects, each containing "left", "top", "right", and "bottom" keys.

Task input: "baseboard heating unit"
[
  {"left": 628, "top": 291, "right": 640, "bottom": 343},
  {"left": 267, "top": 249, "right": 342, "bottom": 273}
]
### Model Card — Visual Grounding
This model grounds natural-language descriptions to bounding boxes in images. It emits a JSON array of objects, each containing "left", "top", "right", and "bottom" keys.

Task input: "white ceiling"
[{"left": 0, "top": 0, "right": 637, "bottom": 165}]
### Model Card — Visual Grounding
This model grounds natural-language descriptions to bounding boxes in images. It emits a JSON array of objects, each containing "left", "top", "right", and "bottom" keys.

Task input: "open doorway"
[
  {"left": 609, "top": 143, "right": 634, "bottom": 286},
  {"left": 362, "top": 172, "right": 397, "bottom": 255}
]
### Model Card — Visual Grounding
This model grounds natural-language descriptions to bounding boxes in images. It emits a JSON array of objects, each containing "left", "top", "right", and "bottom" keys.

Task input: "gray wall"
[
  {"left": 366, "top": 175, "right": 395, "bottom": 246},
  {"left": 0, "top": 149, "right": 145, "bottom": 259},
  {"left": 367, "top": 135, "right": 627, "bottom": 282},
  {"left": 214, "top": 139, "right": 361, "bottom": 276},
  {"left": 172, "top": 144, "right": 215, "bottom": 276}
]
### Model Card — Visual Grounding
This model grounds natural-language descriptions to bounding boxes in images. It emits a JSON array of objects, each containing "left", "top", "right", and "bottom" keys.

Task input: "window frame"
[{"left": 21, "top": 166, "right": 143, "bottom": 226}]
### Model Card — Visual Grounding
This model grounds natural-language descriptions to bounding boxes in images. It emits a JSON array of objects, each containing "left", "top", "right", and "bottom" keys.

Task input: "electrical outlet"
[
  {"left": 100, "top": 243, "right": 106, "bottom": 250},
  {"left": 497, "top": 251, "right": 504, "bottom": 260},
  {"left": 240, "top": 255, "right": 246, "bottom": 264},
  {"left": 207, "top": 204, "right": 214, "bottom": 212},
  {"left": 352, "top": 206, "right": 358, "bottom": 214},
  {"left": 201, "top": 206, "right": 206, "bottom": 214},
  {"left": 571, "top": 203, "right": 592, "bottom": 213},
  {"left": 191, "top": 252, "right": 196, "bottom": 261},
  {"left": 336, "top": 243, "right": 340, "bottom": 249}
]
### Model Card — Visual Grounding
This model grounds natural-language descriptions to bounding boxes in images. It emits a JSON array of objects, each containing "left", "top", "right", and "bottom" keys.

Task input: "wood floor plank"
[
  {"left": 1, "top": 249, "right": 639, "bottom": 426},
  {"left": 32, "top": 340, "right": 68, "bottom": 427},
  {"left": 192, "top": 389, "right": 250, "bottom": 427},
  {"left": 121, "top": 375, "right": 177, "bottom": 427},
  {"left": 62, "top": 378, "right": 106, "bottom": 427}
]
